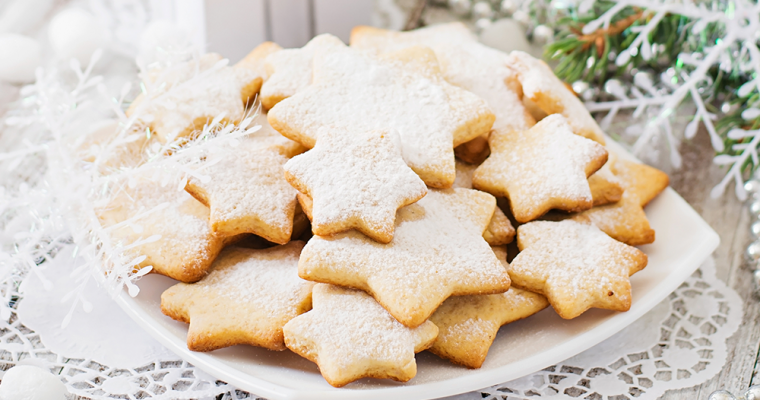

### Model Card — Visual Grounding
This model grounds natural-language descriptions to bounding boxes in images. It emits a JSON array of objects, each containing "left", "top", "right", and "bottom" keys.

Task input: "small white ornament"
[
  {"left": 604, "top": 78, "right": 626, "bottom": 98},
  {"left": 532, "top": 24, "right": 553, "bottom": 43},
  {"left": 745, "top": 241, "right": 760, "bottom": 262},
  {"left": 746, "top": 385, "right": 760, "bottom": 400},
  {"left": 572, "top": 80, "right": 589, "bottom": 96},
  {"left": 479, "top": 18, "right": 533, "bottom": 54},
  {"left": 500, "top": 0, "right": 517, "bottom": 14},
  {"left": 512, "top": 10, "right": 531, "bottom": 26},
  {"left": 48, "top": 8, "right": 107, "bottom": 65},
  {"left": 448, "top": 0, "right": 472, "bottom": 15},
  {"left": 708, "top": 390, "right": 737, "bottom": 400},
  {"left": 472, "top": 1, "right": 493, "bottom": 19},
  {"left": 475, "top": 18, "right": 493, "bottom": 31},
  {"left": 0, "top": 33, "right": 40, "bottom": 83},
  {"left": 581, "top": 88, "right": 596, "bottom": 101},
  {"left": 0, "top": 365, "right": 68, "bottom": 400}
]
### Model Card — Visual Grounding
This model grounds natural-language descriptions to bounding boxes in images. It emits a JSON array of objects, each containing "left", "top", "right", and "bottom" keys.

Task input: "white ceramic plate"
[{"left": 115, "top": 140, "right": 720, "bottom": 400}]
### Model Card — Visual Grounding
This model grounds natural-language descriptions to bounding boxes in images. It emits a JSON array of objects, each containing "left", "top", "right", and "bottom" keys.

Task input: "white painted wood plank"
[
  {"left": 313, "top": 0, "right": 373, "bottom": 43},
  {"left": 204, "top": 0, "right": 267, "bottom": 62},
  {"left": 269, "top": 0, "right": 312, "bottom": 48}
]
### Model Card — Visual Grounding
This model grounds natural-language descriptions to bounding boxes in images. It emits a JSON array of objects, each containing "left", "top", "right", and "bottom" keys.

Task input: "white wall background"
[{"left": 203, "top": 0, "right": 374, "bottom": 62}]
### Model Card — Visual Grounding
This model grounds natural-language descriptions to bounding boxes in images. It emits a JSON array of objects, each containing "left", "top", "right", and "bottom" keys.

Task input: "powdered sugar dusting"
[
  {"left": 260, "top": 34, "right": 344, "bottom": 108},
  {"left": 283, "top": 128, "right": 426, "bottom": 241},
  {"left": 511, "top": 220, "right": 647, "bottom": 317},
  {"left": 97, "top": 173, "right": 220, "bottom": 281},
  {"left": 283, "top": 284, "right": 437, "bottom": 373},
  {"left": 352, "top": 23, "right": 533, "bottom": 133},
  {"left": 268, "top": 43, "right": 492, "bottom": 187},
  {"left": 197, "top": 242, "right": 313, "bottom": 319},
  {"left": 474, "top": 114, "right": 606, "bottom": 221},
  {"left": 508, "top": 51, "right": 605, "bottom": 143},
  {"left": 134, "top": 54, "right": 253, "bottom": 143},
  {"left": 300, "top": 188, "right": 509, "bottom": 326}
]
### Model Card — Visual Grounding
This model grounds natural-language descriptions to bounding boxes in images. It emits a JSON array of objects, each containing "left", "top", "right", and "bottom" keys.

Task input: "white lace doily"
[{"left": 0, "top": 249, "right": 741, "bottom": 400}]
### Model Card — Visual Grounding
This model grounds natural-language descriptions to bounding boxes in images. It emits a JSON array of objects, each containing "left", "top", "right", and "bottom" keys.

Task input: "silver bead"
[
  {"left": 500, "top": 0, "right": 517, "bottom": 14},
  {"left": 572, "top": 81, "right": 589, "bottom": 96},
  {"left": 746, "top": 241, "right": 760, "bottom": 262},
  {"left": 745, "top": 179, "right": 760, "bottom": 194},
  {"left": 750, "top": 200, "right": 760, "bottom": 216},
  {"left": 748, "top": 385, "right": 760, "bottom": 400},
  {"left": 751, "top": 221, "right": 760, "bottom": 238},
  {"left": 475, "top": 17, "right": 493, "bottom": 31},
  {"left": 533, "top": 24, "right": 553, "bottom": 43},
  {"left": 472, "top": 1, "right": 493, "bottom": 19},
  {"left": 449, "top": 0, "right": 472, "bottom": 15},
  {"left": 708, "top": 390, "right": 737, "bottom": 400}
]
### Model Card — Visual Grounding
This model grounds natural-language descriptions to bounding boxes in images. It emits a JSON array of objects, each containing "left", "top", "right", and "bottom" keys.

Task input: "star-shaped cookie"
[
  {"left": 350, "top": 23, "right": 535, "bottom": 164},
  {"left": 588, "top": 157, "right": 624, "bottom": 206},
  {"left": 235, "top": 41, "right": 282, "bottom": 107},
  {"left": 283, "top": 128, "right": 427, "bottom": 243},
  {"left": 97, "top": 173, "right": 228, "bottom": 283},
  {"left": 507, "top": 51, "right": 606, "bottom": 144},
  {"left": 260, "top": 34, "right": 344, "bottom": 109},
  {"left": 473, "top": 114, "right": 608, "bottom": 223},
  {"left": 510, "top": 219, "right": 648, "bottom": 319},
  {"left": 184, "top": 113, "right": 304, "bottom": 244},
  {"left": 161, "top": 241, "right": 314, "bottom": 351},
  {"left": 299, "top": 188, "right": 511, "bottom": 328},
  {"left": 454, "top": 160, "right": 515, "bottom": 245},
  {"left": 129, "top": 43, "right": 279, "bottom": 143},
  {"left": 427, "top": 246, "right": 548, "bottom": 368},
  {"left": 268, "top": 42, "right": 494, "bottom": 188},
  {"left": 573, "top": 158, "right": 669, "bottom": 245},
  {"left": 282, "top": 284, "right": 438, "bottom": 387}
]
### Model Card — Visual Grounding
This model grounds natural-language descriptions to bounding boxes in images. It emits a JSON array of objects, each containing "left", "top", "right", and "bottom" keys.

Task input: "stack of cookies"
[{"left": 95, "top": 22, "right": 670, "bottom": 388}]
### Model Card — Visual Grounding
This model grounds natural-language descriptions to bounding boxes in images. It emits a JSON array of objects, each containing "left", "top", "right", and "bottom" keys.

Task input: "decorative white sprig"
[
  {"left": 575, "top": 0, "right": 760, "bottom": 199},
  {"left": 0, "top": 46, "right": 262, "bottom": 325}
]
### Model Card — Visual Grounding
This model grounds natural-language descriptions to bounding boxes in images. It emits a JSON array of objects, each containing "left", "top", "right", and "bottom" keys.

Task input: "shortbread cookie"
[
  {"left": 299, "top": 188, "right": 511, "bottom": 328},
  {"left": 75, "top": 120, "right": 152, "bottom": 173},
  {"left": 510, "top": 220, "right": 648, "bottom": 319},
  {"left": 260, "top": 34, "right": 344, "bottom": 109},
  {"left": 508, "top": 51, "right": 605, "bottom": 144},
  {"left": 235, "top": 41, "right": 282, "bottom": 107},
  {"left": 284, "top": 129, "right": 427, "bottom": 243},
  {"left": 268, "top": 43, "right": 494, "bottom": 188},
  {"left": 161, "top": 242, "right": 314, "bottom": 351},
  {"left": 588, "top": 158, "right": 624, "bottom": 206},
  {"left": 351, "top": 23, "right": 535, "bottom": 164},
  {"left": 429, "top": 287, "right": 548, "bottom": 368},
  {"left": 184, "top": 113, "right": 304, "bottom": 244},
  {"left": 454, "top": 161, "right": 515, "bottom": 245},
  {"left": 283, "top": 284, "right": 438, "bottom": 387},
  {"left": 129, "top": 44, "right": 277, "bottom": 143},
  {"left": 428, "top": 246, "right": 548, "bottom": 368},
  {"left": 574, "top": 159, "right": 669, "bottom": 245},
  {"left": 97, "top": 173, "right": 227, "bottom": 283},
  {"left": 473, "top": 114, "right": 608, "bottom": 223}
]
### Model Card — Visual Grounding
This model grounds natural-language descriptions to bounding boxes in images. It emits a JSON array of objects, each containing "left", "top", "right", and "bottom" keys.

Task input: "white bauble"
[
  {"left": 479, "top": 18, "right": 533, "bottom": 54},
  {"left": 0, "top": 33, "right": 40, "bottom": 83},
  {"left": 0, "top": 365, "right": 68, "bottom": 400},
  {"left": 48, "top": 8, "right": 107, "bottom": 64}
]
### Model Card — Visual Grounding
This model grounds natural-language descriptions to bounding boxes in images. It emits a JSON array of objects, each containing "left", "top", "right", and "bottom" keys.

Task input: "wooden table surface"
[{"left": 660, "top": 130, "right": 760, "bottom": 399}]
